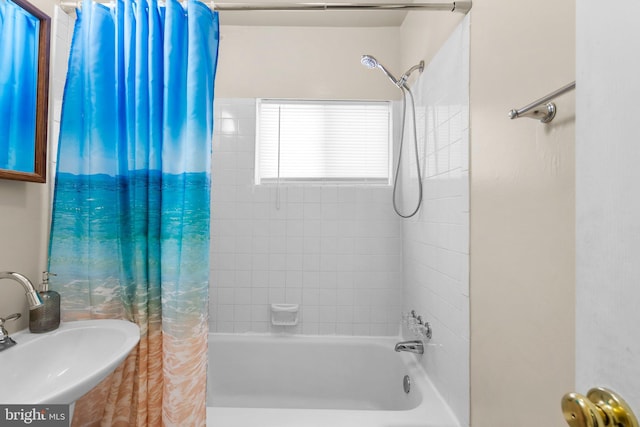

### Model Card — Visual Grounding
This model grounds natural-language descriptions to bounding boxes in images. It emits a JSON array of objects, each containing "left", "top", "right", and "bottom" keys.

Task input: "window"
[{"left": 255, "top": 99, "right": 391, "bottom": 184}]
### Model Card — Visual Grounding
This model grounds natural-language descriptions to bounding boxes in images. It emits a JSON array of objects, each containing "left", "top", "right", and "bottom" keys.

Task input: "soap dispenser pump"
[{"left": 29, "top": 271, "right": 60, "bottom": 333}]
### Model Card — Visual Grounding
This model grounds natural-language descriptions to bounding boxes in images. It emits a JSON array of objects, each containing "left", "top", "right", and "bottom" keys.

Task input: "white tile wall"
[
  {"left": 209, "top": 99, "right": 403, "bottom": 335},
  {"left": 400, "top": 15, "right": 470, "bottom": 427},
  {"left": 48, "top": 6, "right": 74, "bottom": 189}
]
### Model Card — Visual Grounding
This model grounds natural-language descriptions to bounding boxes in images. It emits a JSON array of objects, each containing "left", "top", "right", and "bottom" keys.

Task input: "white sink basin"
[{"left": 0, "top": 319, "right": 140, "bottom": 404}]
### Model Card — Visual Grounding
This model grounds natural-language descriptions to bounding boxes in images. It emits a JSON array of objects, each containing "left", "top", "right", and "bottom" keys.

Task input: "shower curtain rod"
[{"left": 60, "top": 1, "right": 472, "bottom": 13}]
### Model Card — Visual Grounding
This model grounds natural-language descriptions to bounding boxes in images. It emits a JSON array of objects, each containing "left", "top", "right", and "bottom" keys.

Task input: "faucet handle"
[
  {"left": 0, "top": 313, "right": 21, "bottom": 326},
  {"left": 422, "top": 321, "right": 432, "bottom": 339},
  {"left": 0, "top": 313, "right": 20, "bottom": 342}
]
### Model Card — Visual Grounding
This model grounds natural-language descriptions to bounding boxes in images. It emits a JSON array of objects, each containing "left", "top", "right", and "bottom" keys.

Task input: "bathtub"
[{"left": 206, "top": 334, "right": 460, "bottom": 427}]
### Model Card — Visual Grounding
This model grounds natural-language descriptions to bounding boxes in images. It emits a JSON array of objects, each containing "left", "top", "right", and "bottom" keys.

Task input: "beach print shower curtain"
[{"left": 48, "top": 0, "right": 218, "bottom": 424}]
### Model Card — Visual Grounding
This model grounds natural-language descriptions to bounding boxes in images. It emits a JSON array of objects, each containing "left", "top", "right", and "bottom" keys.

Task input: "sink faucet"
[
  {"left": 0, "top": 271, "right": 43, "bottom": 310},
  {"left": 0, "top": 272, "right": 43, "bottom": 351},
  {"left": 394, "top": 340, "right": 424, "bottom": 354}
]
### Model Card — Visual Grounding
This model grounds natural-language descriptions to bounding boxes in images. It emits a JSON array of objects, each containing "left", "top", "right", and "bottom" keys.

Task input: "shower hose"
[{"left": 392, "top": 84, "right": 423, "bottom": 218}]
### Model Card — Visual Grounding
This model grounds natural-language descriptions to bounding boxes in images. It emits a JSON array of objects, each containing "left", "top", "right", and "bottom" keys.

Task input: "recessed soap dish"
[{"left": 271, "top": 303, "right": 299, "bottom": 326}]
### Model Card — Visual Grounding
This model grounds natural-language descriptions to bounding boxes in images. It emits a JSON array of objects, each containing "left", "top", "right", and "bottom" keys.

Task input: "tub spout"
[
  {"left": 394, "top": 340, "right": 424, "bottom": 354},
  {"left": 0, "top": 272, "right": 43, "bottom": 309}
]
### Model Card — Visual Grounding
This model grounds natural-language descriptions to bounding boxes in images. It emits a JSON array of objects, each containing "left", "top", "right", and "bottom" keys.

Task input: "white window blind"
[{"left": 256, "top": 99, "right": 391, "bottom": 184}]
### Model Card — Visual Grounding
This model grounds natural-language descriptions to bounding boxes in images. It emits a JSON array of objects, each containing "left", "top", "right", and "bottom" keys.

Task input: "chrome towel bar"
[{"left": 509, "top": 81, "right": 575, "bottom": 123}]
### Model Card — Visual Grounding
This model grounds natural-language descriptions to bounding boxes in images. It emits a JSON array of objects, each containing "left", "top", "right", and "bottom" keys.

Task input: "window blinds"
[{"left": 256, "top": 99, "right": 391, "bottom": 184}]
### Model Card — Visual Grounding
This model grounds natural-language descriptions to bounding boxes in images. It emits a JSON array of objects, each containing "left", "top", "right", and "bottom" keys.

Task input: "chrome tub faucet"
[{"left": 394, "top": 340, "right": 424, "bottom": 355}]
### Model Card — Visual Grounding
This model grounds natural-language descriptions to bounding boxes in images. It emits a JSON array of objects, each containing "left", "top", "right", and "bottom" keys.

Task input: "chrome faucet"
[
  {"left": 394, "top": 340, "right": 424, "bottom": 354},
  {"left": 0, "top": 271, "right": 43, "bottom": 310},
  {"left": 0, "top": 272, "right": 42, "bottom": 351}
]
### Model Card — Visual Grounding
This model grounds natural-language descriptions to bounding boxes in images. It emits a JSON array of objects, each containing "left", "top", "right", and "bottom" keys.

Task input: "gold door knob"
[
  {"left": 562, "top": 387, "right": 639, "bottom": 427},
  {"left": 562, "top": 392, "right": 605, "bottom": 427}
]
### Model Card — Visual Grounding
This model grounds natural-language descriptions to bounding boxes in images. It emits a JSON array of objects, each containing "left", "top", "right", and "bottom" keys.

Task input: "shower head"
[
  {"left": 360, "top": 55, "right": 379, "bottom": 69},
  {"left": 361, "top": 54, "right": 401, "bottom": 87}
]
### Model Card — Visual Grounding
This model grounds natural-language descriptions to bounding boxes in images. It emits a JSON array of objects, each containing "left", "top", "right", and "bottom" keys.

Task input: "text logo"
[{"left": 0, "top": 405, "right": 68, "bottom": 426}]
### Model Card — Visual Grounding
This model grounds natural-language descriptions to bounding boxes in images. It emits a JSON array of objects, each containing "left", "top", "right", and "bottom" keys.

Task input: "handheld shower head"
[
  {"left": 361, "top": 54, "right": 401, "bottom": 87},
  {"left": 361, "top": 55, "right": 425, "bottom": 89},
  {"left": 360, "top": 55, "right": 426, "bottom": 218},
  {"left": 360, "top": 55, "right": 379, "bottom": 69}
]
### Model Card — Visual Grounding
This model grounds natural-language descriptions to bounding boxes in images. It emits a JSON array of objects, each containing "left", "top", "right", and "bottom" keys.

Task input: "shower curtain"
[{"left": 48, "top": 0, "right": 218, "bottom": 424}]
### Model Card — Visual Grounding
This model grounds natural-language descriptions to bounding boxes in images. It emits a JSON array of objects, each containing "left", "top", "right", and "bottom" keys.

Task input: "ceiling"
[{"left": 215, "top": 0, "right": 411, "bottom": 27}]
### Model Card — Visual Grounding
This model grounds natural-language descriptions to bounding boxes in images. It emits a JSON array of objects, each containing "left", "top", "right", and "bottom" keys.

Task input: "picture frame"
[{"left": 0, "top": 0, "right": 50, "bottom": 183}]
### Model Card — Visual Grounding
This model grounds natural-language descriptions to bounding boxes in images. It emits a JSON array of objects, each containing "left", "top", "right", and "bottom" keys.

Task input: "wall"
[
  {"left": 0, "top": 185, "right": 48, "bottom": 332},
  {"left": 400, "top": 16, "right": 470, "bottom": 426},
  {"left": 0, "top": 0, "right": 67, "bottom": 333},
  {"left": 209, "top": 23, "right": 423, "bottom": 336},
  {"left": 215, "top": 25, "right": 400, "bottom": 100},
  {"left": 209, "top": 98, "right": 402, "bottom": 335},
  {"left": 576, "top": 0, "right": 640, "bottom": 408},
  {"left": 399, "top": 9, "right": 463, "bottom": 76},
  {"left": 29, "top": 0, "right": 55, "bottom": 17},
  {"left": 469, "top": 1, "right": 576, "bottom": 426},
  {"left": 48, "top": 6, "right": 74, "bottom": 193}
]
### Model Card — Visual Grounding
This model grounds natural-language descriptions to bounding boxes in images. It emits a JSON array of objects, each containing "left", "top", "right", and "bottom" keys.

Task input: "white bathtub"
[{"left": 206, "top": 334, "right": 460, "bottom": 427}]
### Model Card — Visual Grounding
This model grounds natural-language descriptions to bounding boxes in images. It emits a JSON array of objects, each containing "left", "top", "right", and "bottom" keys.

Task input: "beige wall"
[
  {"left": 29, "top": 0, "right": 56, "bottom": 17},
  {"left": 469, "top": 1, "right": 575, "bottom": 426},
  {"left": 215, "top": 25, "right": 401, "bottom": 100},
  {"left": 399, "top": 10, "right": 463, "bottom": 79},
  {"left": 0, "top": 181, "right": 50, "bottom": 333}
]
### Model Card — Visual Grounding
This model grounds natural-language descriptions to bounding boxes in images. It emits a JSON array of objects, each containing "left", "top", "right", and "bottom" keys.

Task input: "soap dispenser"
[{"left": 29, "top": 272, "right": 60, "bottom": 333}]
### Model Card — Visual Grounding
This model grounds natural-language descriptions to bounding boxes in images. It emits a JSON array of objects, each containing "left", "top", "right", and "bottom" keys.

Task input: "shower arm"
[{"left": 398, "top": 61, "right": 425, "bottom": 87}]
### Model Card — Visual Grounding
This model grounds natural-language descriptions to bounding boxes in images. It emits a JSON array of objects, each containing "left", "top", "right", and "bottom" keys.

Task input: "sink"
[{"left": 0, "top": 319, "right": 140, "bottom": 404}]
